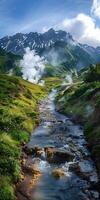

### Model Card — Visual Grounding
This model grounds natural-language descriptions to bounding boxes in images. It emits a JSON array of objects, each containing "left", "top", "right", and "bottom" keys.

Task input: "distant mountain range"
[{"left": 0, "top": 29, "right": 100, "bottom": 69}]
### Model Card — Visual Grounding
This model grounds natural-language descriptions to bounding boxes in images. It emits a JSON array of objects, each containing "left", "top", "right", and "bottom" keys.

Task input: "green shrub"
[
  {"left": 84, "top": 64, "right": 100, "bottom": 83},
  {"left": 10, "top": 130, "right": 29, "bottom": 143},
  {"left": 0, "top": 134, "right": 20, "bottom": 158},
  {"left": 0, "top": 176, "right": 15, "bottom": 200},
  {"left": 0, "top": 158, "right": 20, "bottom": 181}
]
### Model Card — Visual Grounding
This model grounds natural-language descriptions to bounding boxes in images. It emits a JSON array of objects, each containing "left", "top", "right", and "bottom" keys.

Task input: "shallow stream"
[{"left": 16, "top": 90, "right": 99, "bottom": 200}]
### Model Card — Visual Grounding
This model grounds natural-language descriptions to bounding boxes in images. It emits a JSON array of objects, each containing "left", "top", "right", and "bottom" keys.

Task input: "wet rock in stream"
[
  {"left": 52, "top": 168, "right": 65, "bottom": 178},
  {"left": 45, "top": 147, "right": 75, "bottom": 163},
  {"left": 68, "top": 160, "right": 98, "bottom": 183}
]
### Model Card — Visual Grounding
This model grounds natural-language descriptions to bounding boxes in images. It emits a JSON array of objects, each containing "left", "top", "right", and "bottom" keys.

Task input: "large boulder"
[{"left": 45, "top": 147, "right": 75, "bottom": 163}]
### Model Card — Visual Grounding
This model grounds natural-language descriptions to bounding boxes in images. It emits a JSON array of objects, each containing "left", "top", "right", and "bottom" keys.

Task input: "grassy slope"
[
  {"left": 44, "top": 77, "right": 63, "bottom": 91},
  {"left": 56, "top": 64, "right": 100, "bottom": 175},
  {"left": 0, "top": 47, "right": 21, "bottom": 76},
  {"left": 0, "top": 74, "right": 46, "bottom": 200},
  {"left": 0, "top": 74, "right": 62, "bottom": 200}
]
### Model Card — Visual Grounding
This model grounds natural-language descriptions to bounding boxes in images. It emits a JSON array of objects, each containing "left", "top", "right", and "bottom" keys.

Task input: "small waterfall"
[{"left": 38, "top": 160, "right": 50, "bottom": 172}]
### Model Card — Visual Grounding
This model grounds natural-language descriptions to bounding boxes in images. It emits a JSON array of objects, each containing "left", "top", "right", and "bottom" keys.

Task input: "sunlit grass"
[{"left": 0, "top": 74, "right": 46, "bottom": 200}]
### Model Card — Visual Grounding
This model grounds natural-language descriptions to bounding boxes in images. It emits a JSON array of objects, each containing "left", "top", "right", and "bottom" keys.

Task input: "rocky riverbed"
[{"left": 16, "top": 90, "right": 99, "bottom": 200}]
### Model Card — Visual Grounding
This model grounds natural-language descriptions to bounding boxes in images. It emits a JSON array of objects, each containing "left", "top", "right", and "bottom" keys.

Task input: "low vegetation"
[
  {"left": 44, "top": 77, "right": 63, "bottom": 91},
  {"left": 0, "top": 74, "right": 46, "bottom": 200},
  {"left": 0, "top": 47, "right": 99, "bottom": 199},
  {"left": 56, "top": 64, "right": 100, "bottom": 175},
  {"left": 0, "top": 47, "right": 21, "bottom": 75}
]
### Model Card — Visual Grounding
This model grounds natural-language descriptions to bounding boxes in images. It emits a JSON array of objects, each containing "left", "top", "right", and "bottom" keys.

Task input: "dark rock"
[
  {"left": 23, "top": 146, "right": 33, "bottom": 155},
  {"left": 69, "top": 160, "right": 98, "bottom": 183},
  {"left": 91, "top": 191, "right": 99, "bottom": 199},
  {"left": 45, "top": 147, "right": 75, "bottom": 163}
]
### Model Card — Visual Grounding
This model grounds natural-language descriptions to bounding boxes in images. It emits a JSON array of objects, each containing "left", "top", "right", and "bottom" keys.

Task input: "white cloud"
[
  {"left": 42, "top": 26, "right": 50, "bottom": 33},
  {"left": 55, "top": 13, "right": 100, "bottom": 47},
  {"left": 91, "top": 0, "right": 100, "bottom": 18}
]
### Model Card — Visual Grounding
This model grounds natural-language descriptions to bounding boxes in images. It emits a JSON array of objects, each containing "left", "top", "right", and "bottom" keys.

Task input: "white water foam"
[{"left": 38, "top": 160, "right": 51, "bottom": 172}]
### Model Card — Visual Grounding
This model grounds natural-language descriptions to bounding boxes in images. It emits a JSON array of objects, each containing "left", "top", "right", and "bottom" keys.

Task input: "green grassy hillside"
[
  {"left": 0, "top": 48, "right": 21, "bottom": 76},
  {"left": 56, "top": 64, "right": 100, "bottom": 175},
  {"left": 44, "top": 77, "right": 63, "bottom": 91},
  {"left": 0, "top": 74, "right": 46, "bottom": 200}
]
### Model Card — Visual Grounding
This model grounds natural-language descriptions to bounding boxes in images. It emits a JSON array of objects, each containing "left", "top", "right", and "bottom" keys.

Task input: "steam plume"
[
  {"left": 20, "top": 47, "right": 45, "bottom": 83},
  {"left": 65, "top": 74, "right": 73, "bottom": 84},
  {"left": 45, "top": 48, "right": 67, "bottom": 67}
]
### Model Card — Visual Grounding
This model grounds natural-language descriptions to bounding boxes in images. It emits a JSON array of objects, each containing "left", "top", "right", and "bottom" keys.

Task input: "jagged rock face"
[
  {"left": 0, "top": 29, "right": 73, "bottom": 55},
  {"left": 0, "top": 28, "right": 100, "bottom": 69}
]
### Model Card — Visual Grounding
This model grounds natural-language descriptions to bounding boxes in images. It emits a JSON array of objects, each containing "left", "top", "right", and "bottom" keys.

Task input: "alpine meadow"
[{"left": 0, "top": 0, "right": 100, "bottom": 200}]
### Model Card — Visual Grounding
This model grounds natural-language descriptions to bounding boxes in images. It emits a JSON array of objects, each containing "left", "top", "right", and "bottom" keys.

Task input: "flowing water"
[{"left": 17, "top": 90, "right": 99, "bottom": 200}]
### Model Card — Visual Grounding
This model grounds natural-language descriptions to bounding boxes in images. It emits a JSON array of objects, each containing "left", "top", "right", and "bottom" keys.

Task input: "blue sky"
[{"left": 0, "top": 0, "right": 100, "bottom": 46}]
